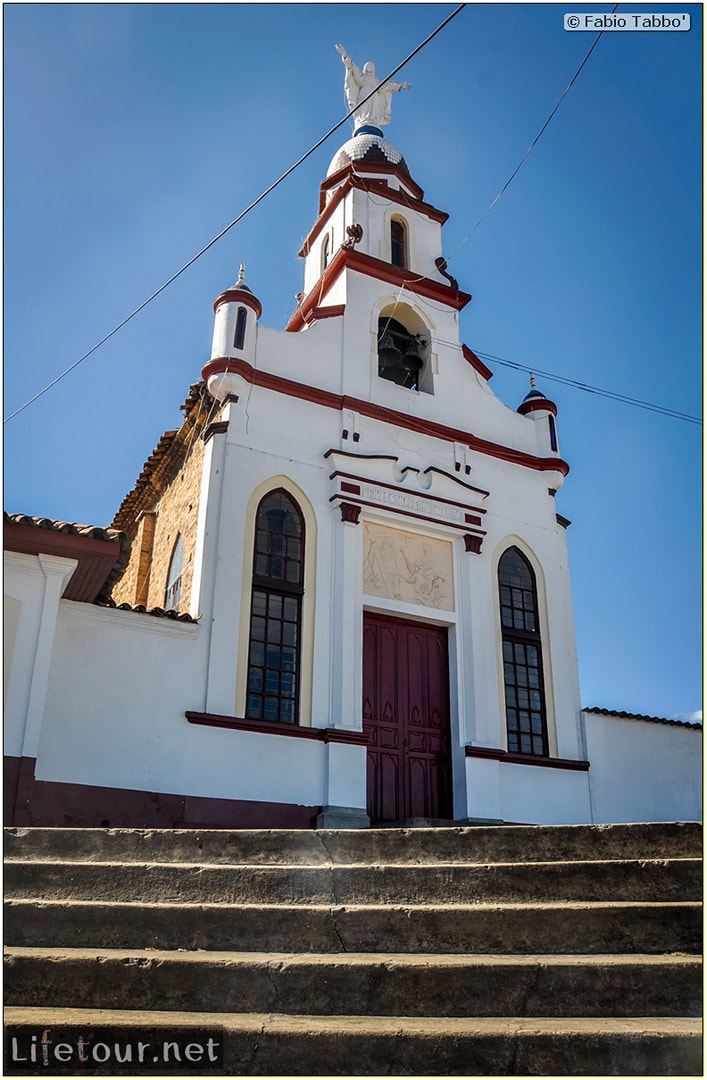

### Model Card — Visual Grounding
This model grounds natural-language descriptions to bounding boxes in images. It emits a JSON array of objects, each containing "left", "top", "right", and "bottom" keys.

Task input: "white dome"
[{"left": 327, "top": 132, "right": 409, "bottom": 178}]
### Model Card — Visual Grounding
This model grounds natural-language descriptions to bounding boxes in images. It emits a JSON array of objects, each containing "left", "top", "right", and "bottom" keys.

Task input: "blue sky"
[{"left": 4, "top": 3, "right": 702, "bottom": 722}]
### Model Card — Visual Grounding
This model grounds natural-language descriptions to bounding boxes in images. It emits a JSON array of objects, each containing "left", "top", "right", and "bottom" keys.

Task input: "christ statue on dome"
[{"left": 335, "top": 45, "right": 411, "bottom": 129}]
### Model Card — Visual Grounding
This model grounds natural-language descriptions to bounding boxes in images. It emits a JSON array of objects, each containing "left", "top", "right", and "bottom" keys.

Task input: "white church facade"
[{"left": 4, "top": 60, "right": 701, "bottom": 830}]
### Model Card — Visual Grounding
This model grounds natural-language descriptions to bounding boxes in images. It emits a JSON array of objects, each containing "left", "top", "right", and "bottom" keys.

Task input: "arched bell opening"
[{"left": 377, "top": 316, "right": 429, "bottom": 392}]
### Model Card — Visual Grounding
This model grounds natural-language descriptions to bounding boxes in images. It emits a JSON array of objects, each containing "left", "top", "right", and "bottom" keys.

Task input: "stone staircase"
[{"left": 4, "top": 822, "right": 702, "bottom": 1075}]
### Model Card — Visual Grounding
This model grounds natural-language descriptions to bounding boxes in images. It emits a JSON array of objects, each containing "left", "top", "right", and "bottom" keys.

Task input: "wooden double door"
[{"left": 363, "top": 613, "right": 452, "bottom": 823}]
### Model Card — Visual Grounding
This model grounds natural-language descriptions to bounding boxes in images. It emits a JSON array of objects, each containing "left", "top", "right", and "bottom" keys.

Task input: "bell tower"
[{"left": 285, "top": 46, "right": 474, "bottom": 411}]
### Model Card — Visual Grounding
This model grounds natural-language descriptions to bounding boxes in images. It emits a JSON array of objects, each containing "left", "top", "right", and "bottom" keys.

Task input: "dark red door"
[{"left": 363, "top": 613, "right": 452, "bottom": 823}]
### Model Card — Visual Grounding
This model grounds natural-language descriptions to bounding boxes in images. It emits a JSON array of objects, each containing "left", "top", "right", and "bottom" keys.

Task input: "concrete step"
[
  {"left": 4, "top": 947, "right": 701, "bottom": 1019},
  {"left": 5, "top": 856, "right": 700, "bottom": 905},
  {"left": 5, "top": 898, "right": 702, "bottom": 955},
  {"left": 4, "top": 1007, "right": 702, "bottom": 1076},
  {"left": 5, "top": 824, "right": 702, "bottom": 1077},
  {"left": 5, "top": 821, "right": 702, "bottom": 865}
]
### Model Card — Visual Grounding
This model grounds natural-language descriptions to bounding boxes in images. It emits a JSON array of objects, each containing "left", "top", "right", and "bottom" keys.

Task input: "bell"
[
  {"left": 401, "top": 350, "right": 423, "bottom": 374},
  {"left": 378, "top": 333, "right": 402, "bottom": 371}
]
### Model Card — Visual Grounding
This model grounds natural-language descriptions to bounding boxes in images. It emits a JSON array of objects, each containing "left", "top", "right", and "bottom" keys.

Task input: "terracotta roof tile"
[
  {"left": 111, "top": 382, "right": 208, "bottom": 532},
  {"left": 4, "top": 511, "right": 130, "bottom": 602},
  {"left": 584, "top": 706, "right": 702, "bottom": 730},
  {"left": 95, "top": 597, "right": 199, "bottom": 623}
]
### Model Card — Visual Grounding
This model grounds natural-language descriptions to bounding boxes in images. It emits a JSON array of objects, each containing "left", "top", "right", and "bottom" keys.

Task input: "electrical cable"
[
  {"left": 4, "top": 4, "right": 467, "bottom": 425},
  {"left": 446, "top": 4, "right": 619, "bottom": 262},
  {"left": 473, "top": 348, "right": 701, "bottom": 425}
]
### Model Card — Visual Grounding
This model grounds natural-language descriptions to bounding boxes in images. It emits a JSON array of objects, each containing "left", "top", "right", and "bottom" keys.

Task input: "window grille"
[
  {"left": 165, "top": 535, "right": 183, "bottom": 611},
  {"left": 246, "top": 490, "right": 304, "bottom": 724},
  {"left": 498, "top": 547, "right": 548, "bottom": 755}
]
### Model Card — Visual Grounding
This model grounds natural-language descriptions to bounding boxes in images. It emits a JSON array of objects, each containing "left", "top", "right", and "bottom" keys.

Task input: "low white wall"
[
  {"left": 465, "top": 756, "right": 592, "bottom": 825},
  {"left": 584, "top": 710, "right": 702, "bottom": 824},
  {"left": 37, "top": 601, "right": 328, "bottom": 808}
]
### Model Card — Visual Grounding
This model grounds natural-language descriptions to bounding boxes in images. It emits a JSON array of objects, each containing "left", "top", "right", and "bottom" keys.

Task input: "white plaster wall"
[
  {"left": 254, "top": 295, "right": 550, "bottom": 467},
  {"left": 210, "top": 298, "right": 258, "bottom": 364},
  {"left": 4, "top": 594, "right": 22, "bottom": 707},
  {"left": 8, "top": 143, "right": 584, "bottom": 821},
  {"left": 302, "top": 199, "right": 348, "bottom": 296},
  {"left": 4, "top": 551, "right": 77, "bottom": 759},
  {"left": 12, "top": 368, "right": 581, "bottom": 823},
  {"left": 195, "top": 353, "right": 584, "bottom": 786},
  {"left": 4, "top": 554, "right": 47, "bottom": 755},
  {"left": 37, "top": 602, "right": 328, "bottom": 807},
  {"left": 584, "top": 711, "right": 702, "bottom": 823},
  {"left": 466, "top": 757, "right": 592, "bottom": 825},
  {"left": 347, "top": 186, "right": 444, "bottom": 273},
  {"left": 195, "top": 403, "right": 339, "bottom": 727}
]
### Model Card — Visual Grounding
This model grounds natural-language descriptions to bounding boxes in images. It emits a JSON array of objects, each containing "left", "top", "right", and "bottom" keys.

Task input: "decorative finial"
[
  {"left": 530, "top": 372, "right": 538, "bottom": 392},
  {"left": 237, "top": 263, "right": 246, "bottom": 285},
  {"left": 335, "top": 44, "right": 411, "bottom": 131}
]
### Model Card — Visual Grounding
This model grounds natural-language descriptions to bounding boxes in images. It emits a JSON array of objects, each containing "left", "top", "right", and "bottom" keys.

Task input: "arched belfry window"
[
  {"left": 498, "top": 547, "right": 548, "bottom": 755},
  {"left": 165, "top": 535, "right": 183, "bottom": 611},
  {"left": 246, "top": 490, "right": 304, "bottom": 724},
  {"left": 321, "top": 234, "right": 330, "bottom": 272},
  {"left": 233, "top": 307, "right": 247, "bottom": 350},
  {"left": 377, "top": 316, "right": 427, "bottom": 391},
  {"left": 390, "top": 218, "right": 407, "bottom": 269}
]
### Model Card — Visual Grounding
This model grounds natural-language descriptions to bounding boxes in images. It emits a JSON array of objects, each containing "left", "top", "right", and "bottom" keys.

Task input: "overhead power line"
[
  {"left": 3, "top": 4, "right": 467, "bottom": 424},
  {"left": 447, "top": 4, "right": 619, "bottom": 260},
  {"left": 474, "top": 348, "right": 701, "bottom": 425}
]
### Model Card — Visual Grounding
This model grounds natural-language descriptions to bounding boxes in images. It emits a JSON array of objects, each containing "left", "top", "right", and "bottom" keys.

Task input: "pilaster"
[
  {"left": 22, "top": 554, "right": 78, "bottom": 759},
  {"left": 329, "top": 506, "right": 364, "bottom": 730}
]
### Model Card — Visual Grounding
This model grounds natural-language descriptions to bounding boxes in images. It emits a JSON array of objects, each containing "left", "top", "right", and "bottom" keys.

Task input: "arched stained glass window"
[
  {"left": 233, "top": 307, "right": 247, "bottom": 350},
  {"left": 165, "top": 535, "right": 183, "bottom": 611},
  {"left": 498, "top": 547, "right": 548, "bottom": 756},
  {"left": 246, "top": 490, "right": 304, "bottom": 725}
]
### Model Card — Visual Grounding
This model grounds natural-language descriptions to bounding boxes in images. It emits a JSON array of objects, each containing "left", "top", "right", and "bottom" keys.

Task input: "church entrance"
[{"left": 363, "top": 613, "right": 452, "bottom": 823}]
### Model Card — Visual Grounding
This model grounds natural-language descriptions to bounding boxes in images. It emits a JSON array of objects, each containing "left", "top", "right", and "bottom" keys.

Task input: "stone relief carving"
[{"left": 362, "top": 522, "right": 454, "bottom": 610}]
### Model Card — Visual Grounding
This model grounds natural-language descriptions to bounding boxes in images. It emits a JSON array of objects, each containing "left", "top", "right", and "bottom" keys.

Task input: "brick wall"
[
  {"left": 110, "top": 384, "right": 215, "bottom": 615},
  {"left": 144, "top": 435, "right": 205, "bottom": 612}
]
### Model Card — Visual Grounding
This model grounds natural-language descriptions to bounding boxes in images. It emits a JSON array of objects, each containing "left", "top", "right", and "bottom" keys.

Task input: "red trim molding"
[
  {"left": 319, "top": 162, "right": 426, "bottom": 210},
  {"left": 330, "top": 493, "right": 486, "bottom": 537},
  {"left": 307, "top": 304, "right": 346, "bottom": 324},
  {"left": 186, "top": 712, "right": 369, "bottom": 746},
  {"left": 201, "top": 356, "right": 570, "bottom": 478},
  {"left": 4, "top": 755, "right": 320, "bottom": 829},
  {"left": 213, "top": 288, "right": 263, "bottom": 320},
  {"left": 351, "top": 173, "right": 446, "bottom": 222},
  {"left": 340, "top": 502, "right": 362, "bottom": 524},
  {"left": 329, "top": 471, "right": 487, "bottom": 515},
  {"left": 462, "top": 345, "right": 494, "bottom": 382},
  {"left": 304, "top": 181, "right": 350, "bottom": 253},
  {"left": 465, "top": 745, "right": 590, "bottom": 771},
  {"left": 518, "top": 397, "right": 558, "bottom": 418},
  {"left": 287, "top": 247, "right": 471, "bottom": 332},
  {"left": 303, "top": 172, "right": 441, "bottom": 258},
  {"left": 203, "top": 420, "right": 229, "bottom": 444}
]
